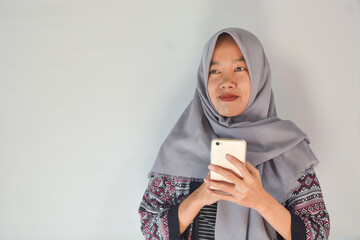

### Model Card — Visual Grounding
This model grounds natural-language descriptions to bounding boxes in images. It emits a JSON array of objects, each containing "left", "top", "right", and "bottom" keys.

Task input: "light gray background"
[{"left": 0, "top": 0, "right": 359, "bottom": 239}]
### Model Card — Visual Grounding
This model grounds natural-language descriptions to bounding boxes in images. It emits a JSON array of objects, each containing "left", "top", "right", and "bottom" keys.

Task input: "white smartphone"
[{"left": 210, "top": 138, "right": 247, "bottom": 189}]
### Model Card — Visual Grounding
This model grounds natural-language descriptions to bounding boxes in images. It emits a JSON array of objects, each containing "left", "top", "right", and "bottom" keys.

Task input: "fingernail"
[
  {"left": 208, "top": 165, "right": 214, "bottom": 170},
  {"left": 204, "top": 178, "right": 208, "bottom": 183},
  {"left": 226, "top": 154, "right": 231, "bottom": 160}
]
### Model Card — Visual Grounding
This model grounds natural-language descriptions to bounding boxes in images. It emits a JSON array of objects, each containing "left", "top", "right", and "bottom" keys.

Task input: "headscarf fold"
[{"left": 149, "top": 27, "right": 319, "bottom": 240}]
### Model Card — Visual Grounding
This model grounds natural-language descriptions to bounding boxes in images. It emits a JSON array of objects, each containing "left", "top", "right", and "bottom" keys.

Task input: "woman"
[{"left": 138, "top": 27, "right": 330, "bottom": 240}]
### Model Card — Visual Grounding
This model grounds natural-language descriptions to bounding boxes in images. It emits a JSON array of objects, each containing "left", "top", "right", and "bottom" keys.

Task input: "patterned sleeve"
[
  {"left": 282, "top": 167, "right": 331, "bottom": 240},
  {"left": 138, "top": 174, "right": 192, "bottom": 240}
]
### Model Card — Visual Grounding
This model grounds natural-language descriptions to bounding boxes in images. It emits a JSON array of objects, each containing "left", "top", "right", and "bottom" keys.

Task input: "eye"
[
  {"left": 235, "top": 67, "right": 246, "bottom": 71},
  {"left": 209, "top": 69, "right": 220, "bottom": 74}
]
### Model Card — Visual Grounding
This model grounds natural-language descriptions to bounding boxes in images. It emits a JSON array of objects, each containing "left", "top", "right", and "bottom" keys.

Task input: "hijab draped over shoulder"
[{"left": 149, "top": 27, "right": 319, "bottom": 240}]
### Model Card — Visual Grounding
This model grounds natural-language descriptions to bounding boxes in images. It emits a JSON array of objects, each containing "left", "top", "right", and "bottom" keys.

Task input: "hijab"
[{"left": 149, "top": 27, "right": 319, "bottom": 240}]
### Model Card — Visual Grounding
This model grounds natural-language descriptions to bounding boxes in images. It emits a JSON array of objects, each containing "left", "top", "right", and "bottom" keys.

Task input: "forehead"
[
  {"left": 216, "top": 33, "right": 237, "bottom": 45},
  {"left": 211, "top": 34, "right": 245, "bottom": 64}
]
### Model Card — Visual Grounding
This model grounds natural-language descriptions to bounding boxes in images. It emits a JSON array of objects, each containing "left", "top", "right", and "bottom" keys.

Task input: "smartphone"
[{"left": 210, "top": 138, "right": 247, "bottom": 189}]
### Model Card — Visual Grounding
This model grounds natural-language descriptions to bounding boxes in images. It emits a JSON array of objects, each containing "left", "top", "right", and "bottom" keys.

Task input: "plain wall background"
[{"left": 0, "top": 0, "right": 359, "bottom": 239}]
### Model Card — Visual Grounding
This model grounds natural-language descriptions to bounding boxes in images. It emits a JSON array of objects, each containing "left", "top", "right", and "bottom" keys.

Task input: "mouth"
[{"left": 219, "top": 94, "right": 239, "bottom": 102}]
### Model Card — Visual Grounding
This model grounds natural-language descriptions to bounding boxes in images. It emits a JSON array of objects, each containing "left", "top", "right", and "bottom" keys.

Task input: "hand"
[
  {"left": 204, "top": 154, "right": 268, "bottom": 211},
  {"left": 178, "top": 172, "right": 220, "bottom": 234},
  {"left": 191, "top": 172, "right": 220, "bottom": 207}
]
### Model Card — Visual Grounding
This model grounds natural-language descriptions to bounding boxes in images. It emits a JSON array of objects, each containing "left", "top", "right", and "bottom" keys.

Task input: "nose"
[{"left": 220, "top": 77, "right": 236, "bottom": 89}]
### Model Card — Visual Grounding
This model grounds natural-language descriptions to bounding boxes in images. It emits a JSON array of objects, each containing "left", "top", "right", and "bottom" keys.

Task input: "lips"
[{"left": 219, "top": 94, "right": 239, "bottom": 102}]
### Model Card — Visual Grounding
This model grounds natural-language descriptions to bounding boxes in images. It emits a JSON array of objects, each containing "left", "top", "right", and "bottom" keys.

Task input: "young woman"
[{"left": 138, "top": 27, "right": 330, "bottom": 240}]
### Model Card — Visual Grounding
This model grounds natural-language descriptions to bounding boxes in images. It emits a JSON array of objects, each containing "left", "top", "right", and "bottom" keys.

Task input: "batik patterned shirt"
[{"left": 138, "top": 167, "right": 330, "bottom": 240}]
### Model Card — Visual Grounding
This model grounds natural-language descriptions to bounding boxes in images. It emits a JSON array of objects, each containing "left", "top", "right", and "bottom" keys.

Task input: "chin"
[
  {"left": 214, "top": 102, "right": 246, "bottom": 117},
  {"left": 219, "top": 112, "right": 241, "bottom": 118},
  {"left": 219, "top": 108, "right": 245, "bottom": 117}
]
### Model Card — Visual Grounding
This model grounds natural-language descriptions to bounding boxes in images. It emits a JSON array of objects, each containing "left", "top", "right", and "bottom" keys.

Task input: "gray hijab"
[{"left": 149, "top": 27, "right": 319, "bottom": 240}]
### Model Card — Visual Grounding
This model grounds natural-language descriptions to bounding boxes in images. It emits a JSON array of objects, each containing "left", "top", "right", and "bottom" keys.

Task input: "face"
[{"left": 207, "top": 35, "right": 251, "bottom": 117}]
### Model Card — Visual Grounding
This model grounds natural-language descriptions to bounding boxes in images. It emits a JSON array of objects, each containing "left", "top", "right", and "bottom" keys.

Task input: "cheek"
[
  {"left": 207, "top": 82, "right": 217, "bottom": 100},
  {"left": 239, "top": 78, "right": 251, "bottom": 98},
  {"left": 246, "top": 82, "right": 251, "bottom": 98}
]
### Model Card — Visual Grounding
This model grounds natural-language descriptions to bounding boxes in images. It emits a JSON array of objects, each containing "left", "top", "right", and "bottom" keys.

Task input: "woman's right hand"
[
  {"left": 178, "top": 171, "right": 220, "bottom": 234},
  {"left": 190, "top": 172, "right": 220, "bottom": 207}
]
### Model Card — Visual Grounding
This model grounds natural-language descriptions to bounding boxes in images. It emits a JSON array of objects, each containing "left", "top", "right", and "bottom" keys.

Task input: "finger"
[
  {"left": 244, "top": 160, "right": 260, "bottom": 178},
  {"left": 203, "top": 173, "right": 212, "bottom": 185},
  {"left": 225, "top": 154, "right": 251, "bottom": 179},
  {"left": 208, "top": 164, "right": 245, "bottom": 186},
  {"left": 207, "top": 188, "right": 235, "bottom": 202},
  {"left": 205, "top": 178, "right": 236, "bottom": 194}
]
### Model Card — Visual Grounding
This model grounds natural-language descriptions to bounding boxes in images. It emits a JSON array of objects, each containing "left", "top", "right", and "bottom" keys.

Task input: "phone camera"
[{"left": 216, "top": 142, "right": 220, "bottom": 145}]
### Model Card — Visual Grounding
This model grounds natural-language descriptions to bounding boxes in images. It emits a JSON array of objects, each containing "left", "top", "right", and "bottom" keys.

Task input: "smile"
[{"left": 219, "top": 94, "right": 239, "bottom": 102}]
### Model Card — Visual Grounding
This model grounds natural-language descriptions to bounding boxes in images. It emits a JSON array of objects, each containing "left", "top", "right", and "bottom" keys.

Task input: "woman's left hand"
[{"left": 204, "top": 154, "right": 268, "bottom": 211}]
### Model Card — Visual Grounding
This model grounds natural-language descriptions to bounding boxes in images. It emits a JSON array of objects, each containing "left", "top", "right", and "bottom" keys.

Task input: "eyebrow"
[{"left": 210, "top": 57, "right": 246, "bottom": 66}]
